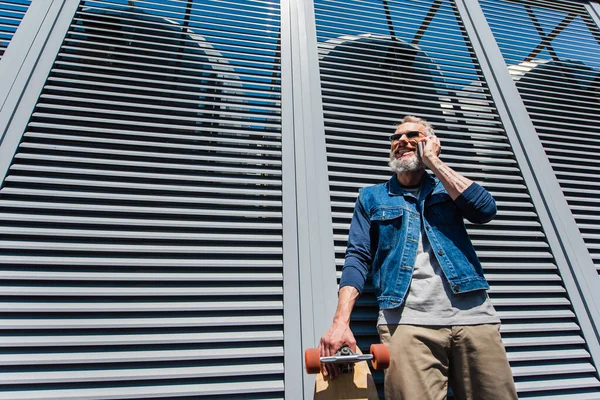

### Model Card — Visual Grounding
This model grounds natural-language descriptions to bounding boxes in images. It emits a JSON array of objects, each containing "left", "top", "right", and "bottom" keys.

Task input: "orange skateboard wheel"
[
  {"left": 305, "top": 348, "right": 322, "bottom": 374},
  {"left": 370, "top": 344, "right": 390, "bottom": 370}
]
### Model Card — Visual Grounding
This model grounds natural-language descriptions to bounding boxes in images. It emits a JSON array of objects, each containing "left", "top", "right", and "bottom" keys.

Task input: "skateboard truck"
[
  {"left": 304, "top": 344, "right": 390, "bottom": 374},
  {"left": 330, "top": 346, "right": 363, "bottom": 373}
]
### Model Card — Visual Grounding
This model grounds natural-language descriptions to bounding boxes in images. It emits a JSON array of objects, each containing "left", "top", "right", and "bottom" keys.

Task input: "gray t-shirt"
[{"left": 377, "top": 186, "right": 500, "bottom": 327}]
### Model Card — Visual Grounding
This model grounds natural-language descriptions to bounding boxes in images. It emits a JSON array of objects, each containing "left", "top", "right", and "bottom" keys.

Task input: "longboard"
[{"left": 305, "top": 345, "right": 389, "bottom": 400}]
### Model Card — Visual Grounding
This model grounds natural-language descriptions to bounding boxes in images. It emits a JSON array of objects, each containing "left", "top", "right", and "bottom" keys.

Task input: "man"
[{"left": 319, "top": 116, "right": 517, "bottom": 400}]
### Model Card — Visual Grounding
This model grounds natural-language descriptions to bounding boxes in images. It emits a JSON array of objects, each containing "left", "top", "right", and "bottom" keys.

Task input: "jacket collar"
[{"left": 387, "top": 172, "right": 438, "bottom": 198}]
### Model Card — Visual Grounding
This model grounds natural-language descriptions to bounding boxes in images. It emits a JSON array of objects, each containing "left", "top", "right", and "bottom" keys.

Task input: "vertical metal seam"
[
  {"left": 288, "top": 0, "right": 339, "bottom": 398},
  {"left": 0, "top": 1, "right": 48, "bottom": 114},
  {"left": 280, "top": 0, "right": 304, "bottom": 397},
  {"left": 298, "top": 0, "right": 338, "bottom": 336},
  {"left": 288, "top": 2, "right": 315, "bottom": 397},
  {"left": 0, "top": 0, "right": 59, "bottom": 143},
  {"left": 456, "top": 0, "right": 600, "bottom": 376},
  {"left": 0, "top": 0, "right": 79, "bottom": 187},
  {"left": 586, "top": 1, "right": 600, "bottom": 28}
]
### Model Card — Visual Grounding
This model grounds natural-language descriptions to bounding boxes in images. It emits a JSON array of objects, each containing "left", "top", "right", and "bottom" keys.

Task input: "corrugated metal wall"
[
  {"left": 1, "top": 0, "right": 600, "bottom": 399},
  {"left": 480, "top": 0, "right": 600, "bottom": 279},
  {"left": 0, "top": 0, "right": 30, "bottom": 60},
  {"left": 0, "top": 0, "right": 285, "bottom": 398},
  {"left": 314, "top": 0, "right": 600, "bottom": 398}
]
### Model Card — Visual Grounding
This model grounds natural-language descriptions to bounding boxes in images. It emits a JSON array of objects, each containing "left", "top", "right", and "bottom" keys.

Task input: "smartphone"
[{"left": 418, "top": 141, "right": 424, "bottom": 158}]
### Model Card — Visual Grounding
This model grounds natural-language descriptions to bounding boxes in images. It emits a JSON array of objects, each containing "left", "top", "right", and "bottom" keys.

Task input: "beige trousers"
[{"left": 377, "top": 324, "right": 517, "bottom": 400}]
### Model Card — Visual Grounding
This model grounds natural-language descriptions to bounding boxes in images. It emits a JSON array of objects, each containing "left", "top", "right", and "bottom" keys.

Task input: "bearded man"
[{"left": 319, "top": 116, "right": 517, "bottom": 400}]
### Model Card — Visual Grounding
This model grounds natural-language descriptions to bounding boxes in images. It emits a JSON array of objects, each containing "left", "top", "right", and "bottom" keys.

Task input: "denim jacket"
[{"left": 339, "top": 173, "right": 496, "bottom": 310}]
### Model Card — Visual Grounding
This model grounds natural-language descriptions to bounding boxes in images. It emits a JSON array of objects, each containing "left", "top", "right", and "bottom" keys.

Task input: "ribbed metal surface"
[
  {"left": 314, "top": 0, "right": 600, "bottom": 397},
  {"left": 0, "top": 0, "right": 283, "bottom": 398},
  {"left": 480, "top": 0, "right": 600, "bottom": 278},
  {"left": 0, "top": 0, "right": 30, "bottom": 60}
]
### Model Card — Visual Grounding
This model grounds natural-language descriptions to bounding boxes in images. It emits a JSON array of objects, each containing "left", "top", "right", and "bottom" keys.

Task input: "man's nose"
[{"left": 395, "top": 134, "right": 411, "bottom": 145}]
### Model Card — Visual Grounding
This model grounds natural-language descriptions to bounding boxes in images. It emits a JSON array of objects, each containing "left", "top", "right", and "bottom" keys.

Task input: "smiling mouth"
[{"left": 395, "top": 151, "right": 415, "bottom": 159}]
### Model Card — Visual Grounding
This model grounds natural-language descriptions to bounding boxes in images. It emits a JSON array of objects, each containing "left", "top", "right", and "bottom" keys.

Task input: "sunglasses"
[{"left": 389, "top": 131, "right": 424, "bottom": 142}]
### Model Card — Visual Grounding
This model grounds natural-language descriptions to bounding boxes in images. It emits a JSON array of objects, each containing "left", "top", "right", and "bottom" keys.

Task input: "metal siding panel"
[
  {"left": 314, "top": 0, "right": 600, "bottom": 398},
  {"left": 0, "top": 0, "right": 284, "bottom": 398},
  {"left": 479, "top": 1, "right": 600, "bottom": 270}
]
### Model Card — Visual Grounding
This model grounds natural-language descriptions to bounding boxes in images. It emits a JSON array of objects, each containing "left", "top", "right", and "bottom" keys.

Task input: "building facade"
[{"left": 0, "top": 0, "right": 600, "bottom": 398}]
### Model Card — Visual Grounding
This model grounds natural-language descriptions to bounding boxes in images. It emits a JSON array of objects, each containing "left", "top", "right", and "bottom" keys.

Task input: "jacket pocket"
[
  {"left": 370, "top": 207, "right": 403, "bottom": 250},
  {"left": 427, "top": 194, "right": 461, "bottom": 225}
]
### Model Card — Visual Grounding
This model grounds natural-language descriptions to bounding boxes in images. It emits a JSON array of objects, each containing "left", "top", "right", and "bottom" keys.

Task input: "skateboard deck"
[{"left": 313, "top": 348, "right": 380, "bottom": 400}]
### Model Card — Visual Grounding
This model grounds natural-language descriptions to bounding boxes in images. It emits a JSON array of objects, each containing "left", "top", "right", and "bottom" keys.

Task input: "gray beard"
[{"left": 388, "top": 152, "right": 424, "bottom": 174}]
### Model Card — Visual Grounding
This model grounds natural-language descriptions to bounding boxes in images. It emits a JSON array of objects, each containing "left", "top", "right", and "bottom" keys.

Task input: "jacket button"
[
  {"left": 454, "top": 285, "right": 460, "bottom": 292},
  {"left": 438, "top": 250, "right": 444, "bottom": 256}
]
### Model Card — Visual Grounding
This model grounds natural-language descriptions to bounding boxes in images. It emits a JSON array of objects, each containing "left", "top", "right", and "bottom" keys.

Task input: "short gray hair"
[{"left": 395, "top": 115, "right": 434, "bottom": 136}]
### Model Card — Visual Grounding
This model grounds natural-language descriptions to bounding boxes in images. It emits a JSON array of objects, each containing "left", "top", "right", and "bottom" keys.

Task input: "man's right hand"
[{"left": 319, "top": 320, "right": 357, "bottom": 379}]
